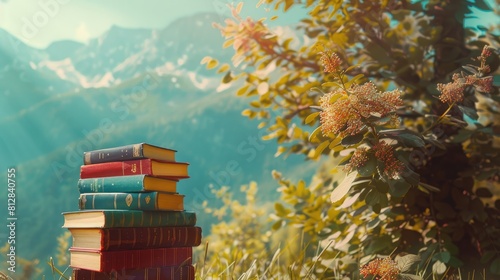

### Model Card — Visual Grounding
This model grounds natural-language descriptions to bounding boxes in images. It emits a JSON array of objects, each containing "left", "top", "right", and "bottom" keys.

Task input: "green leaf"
[
  {"left": 206, "top": 58, "right": 218, "bottom": 70},
  {"left": 222, "top": 38, "right": 235, "bottom": 48},
  {"left": 365, "top": 234, "right": 392, "bottom": 254},
  {"left": 388, "top": 179, "right": 411, "bottom": 197},
  {"left": 338, "top": 153, "right": 353, "bottom": 166},
  {"left": 275, "top": 203, "right": 289, "bottom": 217},
  {"left": 490, "top": 257, "right": 500, "bottom": 275},
  {"left": 236, "top": 85, "right": 250, "bottom": 96},
  {"left": 357, "top": 154, "right": 377, "bottom": 177},
  {"left": 380, "top": 128, "right": 416, "bottom": 136},
  {"left": 272, "top": 220, "right": 283, "bottom": 231},
  {"left": 308, "top": 126, "right": 322, "bottom": 142},
  {"left": 366, "top": 42, "right": 394, "bottom": 64},
  {"left": 374, "top": 179, "right": 389, "bottom": 193},
  {"left": 331, "top": 171, "right": 358, "bottom": 203},
  {"left": 311, "top": 140, "right": 330, "bottom": 159},
  {"left": 328, "top": 93, "right": 343, "bottom": 103},
  {"left": 399, "top": 274, "right": 423, "bottom": 280},
  {"left": 473, "top": 0, "right": 493, "bottom": 11},
  {"left": 458, "top": 105, "right": 479, "bottom": 120},
  {"left": 480, "top": 251, "right": 496, "bottom": 264},
  {"left": 419, "top": 182, "right": 440, "bottom": 192},
  {"left": 341, "top": 132, "right": 364, "bottom": 146},
  {"left": 344, "top": 64, "right": 359, "bottom": 73},
  {"left": 425, "top": 137, "right": 446, "bottom": 150},
  {"left": 344, "top": 73, "right": 365, "bottom": 88},
  {"left": 276, "top": 74, "right": 291, "bottom": 87},
  {"left": 433, "top": 251, "right": 451, "bottom": 263},
  {"left": 322, "top": 81, "right": 343, "bottom": 88},
  {"left": 217, "top": 63, "right": 230, "bottom": 74},
  {"left": 305, "top": 112, "right": 320, "bottom": 125},
  {"left": 329, "top": 137, "right": 342, "bottom": 149},
  {"left": 396, "top": 254, "right": 421, "bottom": 273},
  {"left": 462, "top": 65, "right": 478, "bottom": 74},
  {"left": 403, "top": 168, "right": 420, "bottom": 186},
  {"left": 398, "top": 133, "right": 425, "bottom": 148},
  {"left": 381, "top": 129, "right": 425, "bottom": 148},
  {"left": 476, "top": 187, "right": 493, "bottom": 198},
  {"left": 284, "top": 0, "right": 294, "bottom": 11},
  {"left": 241, "top": 109, "right": 254, "bottom": 117},
  {"left": 222, "top": 71, "right": 232, "bottom": 84},
  {"left": 365, "top": 189, "right": 387, "bottom": 206}
]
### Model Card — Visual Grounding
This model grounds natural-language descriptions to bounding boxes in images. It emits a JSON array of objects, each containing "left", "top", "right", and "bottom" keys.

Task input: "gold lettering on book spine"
[
  {"left": 132, "top": 144, "right": 141, "bottom": 157},
  {"left": 126, "top": 194, "right": 133, "bottom": 207},
  {"left": 84, "top": 153, "right": 90, "bottom": 164},
  {"left": 79, "top": 195, "right": 86, "bottom": 209},
  {"left": 131, "top": 164, "right": 137, "bottom": 173}
]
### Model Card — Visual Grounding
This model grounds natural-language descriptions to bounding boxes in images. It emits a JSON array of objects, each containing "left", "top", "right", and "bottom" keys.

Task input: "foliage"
[
  {"left": 197, "top": 182, "right": 274, "bottom": 278},
  {"left": 205, "top": 0, "right": 500, "bottom": 278},
  {"left": 0, "top": 243, "right": 42, "bottom": 280}
]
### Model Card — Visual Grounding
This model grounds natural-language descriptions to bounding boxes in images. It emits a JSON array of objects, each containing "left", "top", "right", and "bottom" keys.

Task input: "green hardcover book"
[
  {"left": 62, "top": 210, "right": 196, "bottom": 228},
  {"left": 79, "top": 192, "right": 184, "bottom": 211},
  {"left": 77, "top": 175, "right": 178, "bottom": 193}
]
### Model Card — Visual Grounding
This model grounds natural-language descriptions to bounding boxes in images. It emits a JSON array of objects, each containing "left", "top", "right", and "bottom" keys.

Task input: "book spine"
[
  {"left": 102, "top": 210, "right": 196, "bottom": 227},
  {"left": 79, "top": 192, "right": 183, "bottom": 211},
  {"left": 100, "top": 247, "right": 192, "bottom": 272},
  {"left": 72, "top": 265, "right": 195, "bottom": 280},
  {"left": 77, "top": 175, "right": 147, "bottom": 193},
  {"left": 102, "top": 226, "right": 202, "bottom": 250},
  {"left": 80, "top": 159, "right": 153, "bottom": 179},
  {"left": 83, "top": 144, "right": 145, "bottom": 165}
]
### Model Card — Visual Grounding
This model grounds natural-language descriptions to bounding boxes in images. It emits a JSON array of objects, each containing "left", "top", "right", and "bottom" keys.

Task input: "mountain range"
[{"left": 0, "top": 12, "right": 318, "bottom": 275}]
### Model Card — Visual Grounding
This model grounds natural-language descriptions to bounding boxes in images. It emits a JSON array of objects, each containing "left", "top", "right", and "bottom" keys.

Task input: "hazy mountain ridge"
[{"left": 0, "top": 13, "right": 318, "bottom": 276}]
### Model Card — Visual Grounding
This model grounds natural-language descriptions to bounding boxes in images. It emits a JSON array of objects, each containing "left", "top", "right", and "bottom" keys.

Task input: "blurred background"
[{"left": 0, "top": 0, "right": 320, "bottom": 277}]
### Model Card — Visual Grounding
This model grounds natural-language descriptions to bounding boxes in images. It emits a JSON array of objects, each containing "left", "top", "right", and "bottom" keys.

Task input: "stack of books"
[{"left": 62, "top": 143, "right": 201, "bottom": 280}]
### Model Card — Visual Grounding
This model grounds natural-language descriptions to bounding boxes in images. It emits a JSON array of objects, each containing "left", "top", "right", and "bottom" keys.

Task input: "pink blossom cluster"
[
  {"left": 360, "top": 257, "right": 400, "bottom": 280},
  {"left": 319, "top": 82, "right": 403, "bottom": 137}
]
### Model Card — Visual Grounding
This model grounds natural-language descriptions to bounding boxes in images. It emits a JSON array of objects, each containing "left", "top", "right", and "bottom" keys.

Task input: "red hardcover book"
[
  {"left": 69, "top": 247, "right": 192, "bottom": 272},
  {"left": 80, "top": 159, "right": 189, "bottom": 179},
  {"left": 72, "top": 265, "right": 195, "bottom": 280},
  {"left": 69, "top": 226, "right": 202, "bottom": 250}
]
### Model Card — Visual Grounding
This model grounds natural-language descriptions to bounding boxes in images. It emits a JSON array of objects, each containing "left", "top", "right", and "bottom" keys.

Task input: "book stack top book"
[{"left": 62, "top": 143, "right": 200, "bottom": 279}]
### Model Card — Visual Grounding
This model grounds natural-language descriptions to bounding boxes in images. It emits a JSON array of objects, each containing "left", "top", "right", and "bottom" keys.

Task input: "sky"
[
  {"left": 0, "top": 0, "right": 307, "bottom": 49},
  {"left": 0, "top": 0, "right": 497, "bottom": 49}
]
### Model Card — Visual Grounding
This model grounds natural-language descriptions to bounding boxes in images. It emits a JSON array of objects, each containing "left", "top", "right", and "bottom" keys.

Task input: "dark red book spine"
[
  {"left": 100, "top": 226, "right": 202, "bottom": 250},
  {"left": 80, "top": 159, "right": 153, "bottom": 179},
  {"left": 70, "top": 247, "right": 192, "bottom": 272},
  {"left": 72, "top": 265, "right": 195, "bottom": 280}
]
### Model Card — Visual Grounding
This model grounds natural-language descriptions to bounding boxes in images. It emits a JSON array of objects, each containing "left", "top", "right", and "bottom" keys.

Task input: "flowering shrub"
[{"left": 205, "top": 1, "right": 500, "bottom": 278}]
